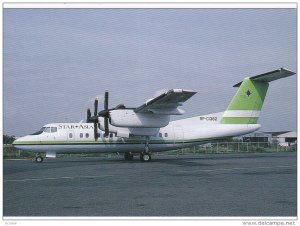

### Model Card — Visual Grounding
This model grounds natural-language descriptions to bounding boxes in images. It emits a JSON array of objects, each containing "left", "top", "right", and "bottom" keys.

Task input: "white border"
[
  {"left": 2, "top": 2, "right": 298, "bottom": 225},
  {"left": 3, "top": 2, "right": 297, "bottom": 9}
]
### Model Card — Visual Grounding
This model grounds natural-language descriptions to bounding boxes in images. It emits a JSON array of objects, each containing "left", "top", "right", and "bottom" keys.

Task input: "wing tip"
[{"left": 171, "top": 88, "right": 197, "bottom": 94}]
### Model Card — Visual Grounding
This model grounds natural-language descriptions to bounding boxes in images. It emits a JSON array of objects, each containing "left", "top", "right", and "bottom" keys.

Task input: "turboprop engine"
[
  {"left": 109, "top": 109, "right": 170, "bottom": 128},
  {"left": 98, "top": 117, "right": 160, "bottom": 138},
  {"left": 86, "top": 91, "right": 170, "bottom": 139}
]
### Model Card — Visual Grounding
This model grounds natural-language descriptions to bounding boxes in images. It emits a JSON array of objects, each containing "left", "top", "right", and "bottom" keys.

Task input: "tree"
[{"left": 3, "top": 135, "right": 16, "bottom": 144}]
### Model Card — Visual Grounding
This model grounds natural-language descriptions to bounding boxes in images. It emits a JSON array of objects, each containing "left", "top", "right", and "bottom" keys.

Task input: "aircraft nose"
[
  {"left": 12, "top": 136, "right": 27, "bottom": 146},
  {"left": 12, "top": 137, "right": 21, "bottom": 145}
]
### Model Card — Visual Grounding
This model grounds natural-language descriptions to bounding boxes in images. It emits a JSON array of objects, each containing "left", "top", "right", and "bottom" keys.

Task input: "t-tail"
[{"left": 221, "top": 68, "right": 296, "bottom": 124}]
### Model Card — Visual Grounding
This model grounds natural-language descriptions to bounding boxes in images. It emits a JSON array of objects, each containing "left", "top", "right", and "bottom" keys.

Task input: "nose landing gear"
[
  {"left": 34, "top": 153, "right": 43, "bottom": 163},
  {"left": 123, "top": 136, "right": 152, "bottom": 162}
]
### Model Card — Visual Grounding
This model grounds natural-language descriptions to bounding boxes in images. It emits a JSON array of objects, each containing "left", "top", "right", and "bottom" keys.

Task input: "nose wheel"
[{"left": 34, "top": 154, "right": 44, "bottom": 163}]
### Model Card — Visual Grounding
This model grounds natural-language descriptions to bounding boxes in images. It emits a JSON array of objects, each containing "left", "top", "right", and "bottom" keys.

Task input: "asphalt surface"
[{"left": 3, "top": 152, "right": 297, "bottom": 217}]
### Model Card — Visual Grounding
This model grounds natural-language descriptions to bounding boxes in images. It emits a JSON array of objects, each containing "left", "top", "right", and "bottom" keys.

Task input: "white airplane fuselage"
[
  {"left": 13, "top": 112, "right": 260, "bottom": 156},
  {"left": 12, "top": 68, "right": 296, "bottom": 162}
]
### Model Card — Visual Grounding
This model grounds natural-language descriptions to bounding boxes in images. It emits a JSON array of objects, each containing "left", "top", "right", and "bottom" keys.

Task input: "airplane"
[{"left": 13, "top": 68, "right": 296, "bottom": 163}]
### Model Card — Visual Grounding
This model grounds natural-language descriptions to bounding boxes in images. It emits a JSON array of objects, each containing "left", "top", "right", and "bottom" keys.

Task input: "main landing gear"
[
  {"left": 123, "top": 152, "right": 152, "bottom": 162},
  {"left": 123, "top": 136, "right": 152, "bottom": 162},
  {"left": 34, "top": 153, "right": 44, "bottom": 163},
  {"left": 140, "top": 136, "right": 152, "bottom": 162},
  {"left": 140, "top": 152, "right": 151, "bottom": 162}
]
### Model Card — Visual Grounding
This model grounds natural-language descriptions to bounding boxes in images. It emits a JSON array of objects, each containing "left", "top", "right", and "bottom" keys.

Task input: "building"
[
  {"left": 235, "top": 132, "right": 272, "bottom": 144},
  {"left": 273, "top": 131, "right": 297, "bottom": 146},
  {"left": 237, "top": 131, "right": 297, "bottom": 146}
]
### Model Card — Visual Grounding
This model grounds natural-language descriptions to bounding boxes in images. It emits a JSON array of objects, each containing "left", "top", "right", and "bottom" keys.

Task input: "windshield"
[
  {"left": 44, "top": 127, "right": 51, "bottom": 133},
  {"left": 30, "top": 126, "right": 56, "bottom": 135},
  {"left": 30, "top": 127, "right": 46, "bottom": 135}
]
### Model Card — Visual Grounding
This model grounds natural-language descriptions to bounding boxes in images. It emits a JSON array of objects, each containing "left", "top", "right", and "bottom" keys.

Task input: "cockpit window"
[
  {"left": 30, "top": 126, "right": 54, "bottom": 135},
  {"left": 30, "top": 127, "right": 46, "bottom": 135},
  {"left": 44, "top": 127, "right": 51, "bottom": 133}
]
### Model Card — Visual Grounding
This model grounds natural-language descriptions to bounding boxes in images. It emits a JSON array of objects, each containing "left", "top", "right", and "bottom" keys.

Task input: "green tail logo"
[{"left": 221, "top": 68, "right": 295, "bottom": 124}]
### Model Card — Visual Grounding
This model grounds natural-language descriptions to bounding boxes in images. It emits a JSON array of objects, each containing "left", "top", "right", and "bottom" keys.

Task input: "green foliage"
[
  {"left": 165, "top": 142, "right": 296, "bottom": 154},
  {"left": 3, "top": 146, "right": 35, "bottom": 159},
  {"left": 57, "top": 153, "right": 108, "bottom": 158},
  {"left": 3, "top": 140, "right": 297, "bottom": 160},
  {"left": 3, "top": 135, "right": 16, "bottom": 144}
]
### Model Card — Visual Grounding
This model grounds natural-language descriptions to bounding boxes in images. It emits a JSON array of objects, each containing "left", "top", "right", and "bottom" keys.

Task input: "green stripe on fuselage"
[
  {"left": 221, "top": 117, "right": 258, "bottom": 124},
  {"left": 13, "top": 137, "right": 225, "bottom": 146}
]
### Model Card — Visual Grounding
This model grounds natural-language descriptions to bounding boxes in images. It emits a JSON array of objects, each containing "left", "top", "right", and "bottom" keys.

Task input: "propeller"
[
  {"left": 93, "top": 99, "right": 98, "bottom": 140},
  {"left": 86, "top": 99, "right": 99, "bottom": 140},
  {"left": 98, "top": 91, "right": 109, "bottom": 137},
  {"left": 87, "top": 91, "right": 110, "bottom": 139}
]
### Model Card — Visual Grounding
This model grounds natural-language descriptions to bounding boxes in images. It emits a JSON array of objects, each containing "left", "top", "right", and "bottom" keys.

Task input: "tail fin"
[{"left": 221, "top": 68, "right": 295, "bottom": 124}]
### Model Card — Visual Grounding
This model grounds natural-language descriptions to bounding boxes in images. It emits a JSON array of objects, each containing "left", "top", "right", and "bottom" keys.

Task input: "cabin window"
[
  {"left": 51, "top": 127, "right": 57, "bottom": 133},
  {"left": 69, "top": 133, "right": 73, "bottom": 138},
  {"left": 165, "top": 133, "right": 168, "bottom": 137},
  {"left": 44, "top": 127, "right": 51, "bottom": 133},
  {"left": 159, "top": 133, "right": 162, "bottom": 138},
  {"left": 86, "top": 133, "right": 89, "bottom": 138},
  {"left": 110, "top": 133, "right": 113, "bottom": 138},
  {"left": 80, "top": 133, "right": 83, "bottom": 138}
]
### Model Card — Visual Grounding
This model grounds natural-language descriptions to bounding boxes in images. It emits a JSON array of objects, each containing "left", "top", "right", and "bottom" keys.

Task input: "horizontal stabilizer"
[{"left": 233, "top": 68, "right": 296, "bottom": 87}]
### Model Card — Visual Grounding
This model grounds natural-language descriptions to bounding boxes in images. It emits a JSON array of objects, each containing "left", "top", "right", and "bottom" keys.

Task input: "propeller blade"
[
  {"left": 88, "top": 91, "right": 109, "bottom": 139},
  {"left": 87, "top": 108, "right": 91, "bottom": 122},
  {"left": 94, "top": 122, "right": 98, "bottom": 140},
  {"left": 94, "top": 99, "right": 98, "bottom": 116},
  {"left": 104, "top": 90, "right": 109, "bottom": 110},
  {"left": 104, "top": 117, "right": 109, "bottom": 137}
]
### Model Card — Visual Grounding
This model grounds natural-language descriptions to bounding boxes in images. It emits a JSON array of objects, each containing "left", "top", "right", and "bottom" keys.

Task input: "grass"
[{"left": 3, "top": 142, "right": 296, "bottom": 159}]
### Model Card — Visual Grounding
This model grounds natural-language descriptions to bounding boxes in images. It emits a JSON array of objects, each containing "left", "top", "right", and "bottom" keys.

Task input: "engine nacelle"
[
  {"left": 98, "top": 117, "right": 160, "bottom": 137},
  {"left": 109, "top": 109, "right": 170, "bottom": 128}
]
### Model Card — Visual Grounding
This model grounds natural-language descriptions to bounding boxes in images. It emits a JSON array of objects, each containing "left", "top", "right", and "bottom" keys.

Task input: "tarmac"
[{"left": 3, "top": 152, "right": 297, "bottom": 217}]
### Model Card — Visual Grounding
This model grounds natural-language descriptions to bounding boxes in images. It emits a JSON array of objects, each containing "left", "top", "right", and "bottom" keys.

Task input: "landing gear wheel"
[
  {"left": 124, "top": 152, "right": 134, "bottom": 161},
  {"left": 140, "top": 152, "right": 151, "bottom": 162},
  {"left": 35, "top": 156, "right": 43, "bottom": 163}
]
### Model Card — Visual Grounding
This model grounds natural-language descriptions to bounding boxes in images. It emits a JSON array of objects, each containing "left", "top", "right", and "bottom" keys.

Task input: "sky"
[{"left": 3, "top": 8, "right": 297, "bottom": 136}]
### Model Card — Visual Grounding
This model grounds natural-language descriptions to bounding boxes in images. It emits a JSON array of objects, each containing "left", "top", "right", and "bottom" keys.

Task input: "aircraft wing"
[{"left": 134, "top": 89, "right": 197, "bottom": 115}]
